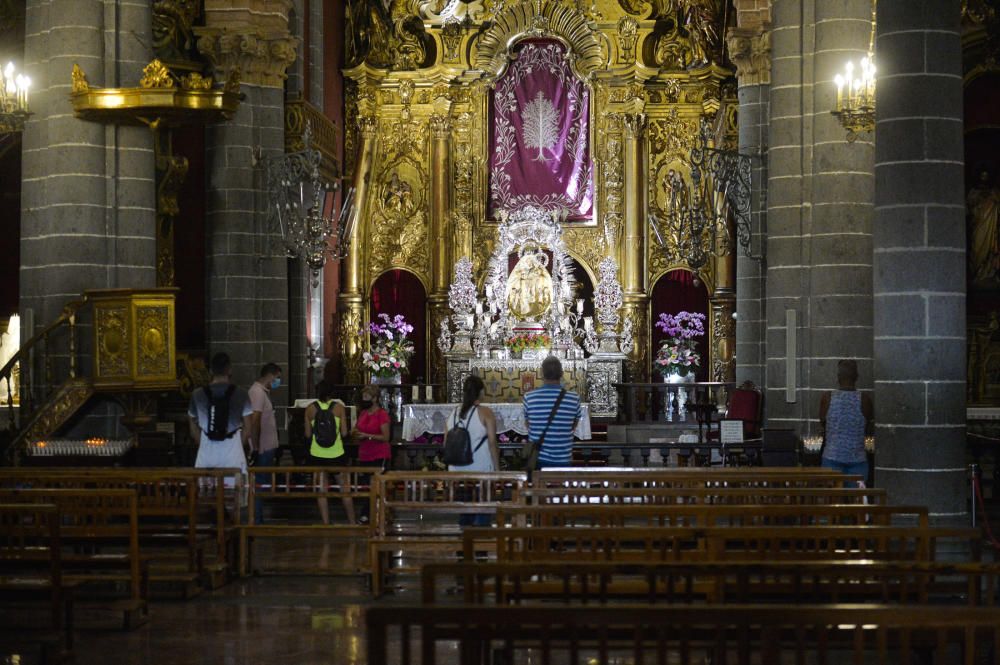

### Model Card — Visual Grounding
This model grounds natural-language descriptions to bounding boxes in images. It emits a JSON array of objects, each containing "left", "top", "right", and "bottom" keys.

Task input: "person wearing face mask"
[
  {"left": 249, "top": 362, "right": 282, "bottom": 523},
  {"left": 352, "top": 384, "right": 391, "bottom": 522}
]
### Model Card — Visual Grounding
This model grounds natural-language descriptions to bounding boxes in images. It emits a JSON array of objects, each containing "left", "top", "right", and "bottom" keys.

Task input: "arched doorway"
[
  {"left": 369, "top": 269, "right": 427, "bottom": 382},
  {"left": 650, "top": 269, "right": 711, "bottom": 382}
]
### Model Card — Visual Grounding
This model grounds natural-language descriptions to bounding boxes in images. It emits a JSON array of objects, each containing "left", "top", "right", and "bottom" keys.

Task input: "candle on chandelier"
[
  {"left": 584, "top": 317, "right": 593, "bottom": 331},
  {"left": 576, "top": 299, "right": 584, "bottom": 315},
  {"left": 485, "top": 284, "right": 493, "bottom": 300},
  {"left": 834, "top": 74, "right": 844, "bottom": 111},
  {"left": 475, "top": 301, "right": 483, "bottom": 316}
]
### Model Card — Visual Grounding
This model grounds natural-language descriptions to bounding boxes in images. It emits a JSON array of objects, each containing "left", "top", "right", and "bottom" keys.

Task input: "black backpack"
[
  {"left": 443, "top": 407, "right": 487, "bottom": 466},
  {"left": 313, "top": 402, "right": 339, "bottom": 448},
  {"left": 206, "top": 384, "right": 237, "bottom": 442}
]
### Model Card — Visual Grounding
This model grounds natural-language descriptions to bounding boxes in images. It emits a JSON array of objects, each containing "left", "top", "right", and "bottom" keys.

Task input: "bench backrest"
[
  {"left": 517, "top": 486, "right": 887, "bottom": 505},
  {"left": 531, "top": 469, "right": 861, "bottom": 490},
  {"left": 420, "top": 560, "right": 1000, "bottom": 606},
  {"left": 0, "top": 502, "right": 61, "bottom": 575},
  {"left": 463, "top": 526, "right": 981, "bottom": 564},
  {"left": 367, "top": 604, "right": 1000, "bottom": 665},
  {"left": 496, "top": 503, "right": 929, "bottom": 528},
  {"left": 372, "top": 472, "right": 528, "bottom": 537}
]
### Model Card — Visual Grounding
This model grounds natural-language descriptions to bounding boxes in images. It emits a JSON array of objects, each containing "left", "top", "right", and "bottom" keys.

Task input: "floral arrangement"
[
  {"left": 505, "top": 333, "right": 551, "bottom": 354},
  {"left": 654, "top": 311, "right": 706, "bottom": 377},
  {"left": 362, "top": 313, "right": 415, "bottom": 378}
]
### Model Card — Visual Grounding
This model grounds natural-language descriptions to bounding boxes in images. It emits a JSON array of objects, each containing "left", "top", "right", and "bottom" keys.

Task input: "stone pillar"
[
  {"left": 764, "top": 0, "right": 874, "bottom": 435},
  {"left": 873, "top": 0, "right": 966, "bottom": 520},
  {"left": 308, "top": 0, "right": 324, "bottom": 107},
  {"left": 727, "top": 14, "right": 771, "bottom": 389},
  {"left": 337, "top": 115, "right": 378, "bottom": 383},
  {"left": 621, "top": 113, "right": 649, "bottom": 379},
  {"left": 20, "top": 0, "right": 155, "bottom": 329},
  {"left": 196, "top": 0, "right": 297, "bottom": 387}
]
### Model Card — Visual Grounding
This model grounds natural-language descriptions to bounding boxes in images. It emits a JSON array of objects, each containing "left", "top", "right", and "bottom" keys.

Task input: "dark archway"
[
  {"left": 369, "top": 269, "right": 427, "bottom": 382},
  {"left": 650, "top": 269, "right": 710, "bottom": 382}
]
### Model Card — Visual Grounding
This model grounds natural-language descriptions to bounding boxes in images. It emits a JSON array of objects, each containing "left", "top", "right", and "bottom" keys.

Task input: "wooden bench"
[
  {"left": 421, "top": 560, "right": 1000, "bottom": 606},
  {"left": 463, "top": 525, "right": 982, "bottom": 564},
  {"left": 0, "top": 503, "right": 75, "bottom": 663},
  {"left": 517, "top": 486, "right": 889, "bottom": 505},
  {"left": 496, "top": 502, "right": 929, "bottom": 528},
  {"left": 239, "top": 466, "right": 371, "bottom": 576},
  {"left": 368, "top": 472, "right": 528, "bottom": 596},
  {"left": 367, "top": 604, "right": 1000, "bottom": 665},
  {"left": 0, "top": 470, "right": 208, "bottom": 597},
  {"left": 0, "top": 488, "right": 148, "bottom": 629}
]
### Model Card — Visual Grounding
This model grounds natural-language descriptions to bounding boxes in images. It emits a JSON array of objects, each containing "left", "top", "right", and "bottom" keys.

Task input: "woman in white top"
[
  {"left": 445, "top": 375, "right": 500, "bottom": 472},
  {"left": 445, "top": 375, "right": 500, "bottom": 528}
]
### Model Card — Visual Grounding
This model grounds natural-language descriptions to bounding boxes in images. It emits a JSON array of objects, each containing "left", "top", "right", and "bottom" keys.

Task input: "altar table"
[{"left": 401, "top": 402, "right": 593, "bottom": 442}]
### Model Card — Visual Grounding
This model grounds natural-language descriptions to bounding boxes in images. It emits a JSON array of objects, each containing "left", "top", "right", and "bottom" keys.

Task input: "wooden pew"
[
  {"left": 239, "top": 466, "right": 371, "bottom": 576},
  {"left": 368, "top": 471, "right": 528, "bottom": 596},
  {"left": 0, "top": 467, "right": 242, "bottom": 587},
  {"left": 367, "top": 604, "right": 1000, "bottom": 665},
  {"left": 517, "top": 486, "right": 888, "bottom": 505},
  {"left": 421, "top": 560, "right": 1000, "bottom": 606},
  {"left": 0, "top": 488, "right": 148, "bottom": 629},
  {"left": 0, "top": 503, "right": 75, "bottom": 662},
  {"left": 463, "top": 525, "right": 982, "bottom": 564},
  {"left": 495, "top": 503, "right": 929, "bottom": 528},
  {"left": 0, "top": 470, "right": 207, "bottom": 596}
]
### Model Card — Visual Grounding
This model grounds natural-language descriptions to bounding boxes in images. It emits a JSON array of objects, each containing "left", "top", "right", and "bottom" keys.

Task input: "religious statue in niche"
[
  {"left": 507, "top": 249, "right": 553, "bottom": 321},
  {"left": 489, "top": 39, "right": 593, "bottom": 219},
  {"left": 969, "top": 166, "right": 1000, "bottom": 283}
]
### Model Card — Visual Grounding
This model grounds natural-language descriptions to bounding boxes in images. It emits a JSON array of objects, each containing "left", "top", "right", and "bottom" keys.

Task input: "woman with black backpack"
[
  {"left": 444, "top": 375, "right": 499, "bottom": 527},
  {"left": 304, "top": 380, "right": 354, "bottom": 525}
]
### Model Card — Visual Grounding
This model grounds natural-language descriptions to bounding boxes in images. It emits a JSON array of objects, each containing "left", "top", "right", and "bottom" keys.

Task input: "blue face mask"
[{"left": 270, "top": 378, "right": 281, "bottom": 390}]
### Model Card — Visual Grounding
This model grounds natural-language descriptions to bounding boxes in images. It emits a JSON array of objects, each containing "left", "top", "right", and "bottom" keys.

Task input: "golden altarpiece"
[{"left": 337, "top": 0, "right": 738, "bottom": 411}]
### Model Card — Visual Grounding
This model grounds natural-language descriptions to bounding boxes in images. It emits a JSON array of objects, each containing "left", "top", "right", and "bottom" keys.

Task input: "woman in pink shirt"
[{"left": 352, "top": 384, "right": 391, "bottom": 522}]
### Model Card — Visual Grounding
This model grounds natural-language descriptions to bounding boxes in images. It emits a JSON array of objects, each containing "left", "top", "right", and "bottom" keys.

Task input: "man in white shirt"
[{"left": 188, "top": 352, "right": 254, "bottom": 479}]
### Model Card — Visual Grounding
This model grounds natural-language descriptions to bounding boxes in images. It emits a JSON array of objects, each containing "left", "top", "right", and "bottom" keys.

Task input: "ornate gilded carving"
[
  {"left": 338, "top": 306, "right": 365, "bottom": 384},
  {"left": 152, "top": 0, "right": 201, "bottom": 66},
  {"left": 441, "top": 19, "right": 466, "bottom": 62},
  {"left": 180, "top": 72, "right": 213, "bottom": 91},
  {"left": 141, "top": 59, "right": 177, "bottom": 89},
  {"left": 155, "top": 148, "right": 190, "bottom": 287},
  {"left": 725, "top": 26, "right": 771, "bottom": 86},
  {"left": 390, "top": 0, "right": 431, "bottom": 70},
  {"left": 429, "top": 113, "right": 452, "bottom": 138},
  {"left": 474, "top": 1, "right": 605, "bottom": 78},
  {"left": 71, "top": 64, "right": 89, "bottom": 94},
  {"left": 195, "top": 28, "right": 298, "bottom": 88},
  {"left": 711, "top": 299, "right": 735, "bottom": 382},
  {"left": 136, "top": 306, "right": 171, "bottom": 377},
  {"left": 21, "top": 380, "right": 96, "bottom": 446},
  {"left": 176, "top": 352, "right": 210, "bottom": 399},
  {"left": 96, "top": 307, "right": 130, "bottom": 377},
  {"left": 617, "top": 15, "right": 639, "bottom": 63}
]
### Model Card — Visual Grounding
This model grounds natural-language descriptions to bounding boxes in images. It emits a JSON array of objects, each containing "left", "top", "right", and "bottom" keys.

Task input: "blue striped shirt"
[{"left": 523, "top": 384, "right": 581, "bottom": 465}]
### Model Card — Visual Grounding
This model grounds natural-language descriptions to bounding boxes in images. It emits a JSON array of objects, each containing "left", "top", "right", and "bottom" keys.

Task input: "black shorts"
[{"left": 308, "top": 454, "right": 348, "bottom": 467}]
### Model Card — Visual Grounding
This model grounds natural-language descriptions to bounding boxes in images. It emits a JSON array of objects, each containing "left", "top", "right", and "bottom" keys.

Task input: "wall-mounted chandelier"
[
  {"left": 264, "top": 122, "right": 355, "bottom": 282},
  {"left": 648, "top": 119, "right": 752, "bottom": 271},
  {"left": 832, "top": 0, "right": 876, "bottom": 141},
  {"left": 0, "top": 62, "right": 31, "bottom": 134}
]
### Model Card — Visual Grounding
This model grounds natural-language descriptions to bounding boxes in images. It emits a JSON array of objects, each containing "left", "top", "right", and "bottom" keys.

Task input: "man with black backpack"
[{"left": 188, "top": 352, "right": 254, "bottom": 480}]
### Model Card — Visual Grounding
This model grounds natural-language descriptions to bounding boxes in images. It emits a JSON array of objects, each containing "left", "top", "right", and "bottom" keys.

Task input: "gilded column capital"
[
  {"left": 725, "top": 27, "right": 771, "bottom": 87},
  {"left": 429, "top": 114, "right": 452, "bottom": 139},
  {"left": 622, "top": 113, "right": 647, "bottom": 139}
]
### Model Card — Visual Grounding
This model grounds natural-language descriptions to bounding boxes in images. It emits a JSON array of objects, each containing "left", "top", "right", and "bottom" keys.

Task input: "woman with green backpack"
[{"left": 304, "top": 380, "right": 355, "bottom": 525}]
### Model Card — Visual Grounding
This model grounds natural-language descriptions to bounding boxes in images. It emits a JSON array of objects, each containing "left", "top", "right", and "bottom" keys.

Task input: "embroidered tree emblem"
[{"left": 521, "top": 91, "right": 560, "bottom": 162}]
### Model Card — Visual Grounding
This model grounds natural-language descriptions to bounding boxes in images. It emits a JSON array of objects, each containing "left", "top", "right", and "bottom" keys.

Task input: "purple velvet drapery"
[{"left": 489, "top": 39, "right": 593, "bottom": 220}]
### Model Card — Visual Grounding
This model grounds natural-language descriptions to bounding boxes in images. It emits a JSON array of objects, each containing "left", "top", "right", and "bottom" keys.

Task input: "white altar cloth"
[{"left": 401, "top": 402, "right": 592, "bottom": 441}]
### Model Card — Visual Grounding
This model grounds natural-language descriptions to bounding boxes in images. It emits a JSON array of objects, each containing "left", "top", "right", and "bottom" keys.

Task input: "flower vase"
[{"left": 663, "top": 371, "right": 694, "bottom": 422}]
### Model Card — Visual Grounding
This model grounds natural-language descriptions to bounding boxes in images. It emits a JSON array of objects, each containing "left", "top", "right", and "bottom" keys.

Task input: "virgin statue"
[
  {"left": 506, "top": 251, "right": 553, "bottom": 321},
  {"left": 970, "top": 168, "right": 1000, "bottom": 283}
]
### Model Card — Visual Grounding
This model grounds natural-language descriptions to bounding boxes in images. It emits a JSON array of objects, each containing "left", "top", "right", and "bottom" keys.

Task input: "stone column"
[
  {"left": 621, "top": 113, "right": 649, "bottom": 379},
  {"left": 873, "top": 0, "right": 966, "bottom": 520},
  {"left": 337, "top": 115, "right": 378, "bottom": 383},
  {"left": 764, "top": 0, "right": 875, "bottom": 435},
  {"left": 196, "top": 0, "right": 297, "bottom": 387},
  {"left": 727, "top": 15, "right": 771, "bottom": 389},
  {"left": 20, "top": 0, "right": 155, "bottom": 330}
]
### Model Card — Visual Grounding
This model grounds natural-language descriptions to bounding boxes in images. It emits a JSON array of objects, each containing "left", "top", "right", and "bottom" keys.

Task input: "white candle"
[
  {"left": 576, "top": 299, "right": 584, "bottom": 314},
  {"left": 428, "top": 386, "right": 433, "bottom": 402},
  {"left": 486, "top": 285, "right": 493, "bottom": 299},
  {"left": 411, "top": 385, "right": 418, "bottom": 402},
  {"left": 466, "top": 314, "right": 474, "bottom": 329},
  {"left": 475, "top": 301, "right": 483, "bottom": 315},
  {"left": 584, "top": 317, "right": 593, "bottom": 331}
]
